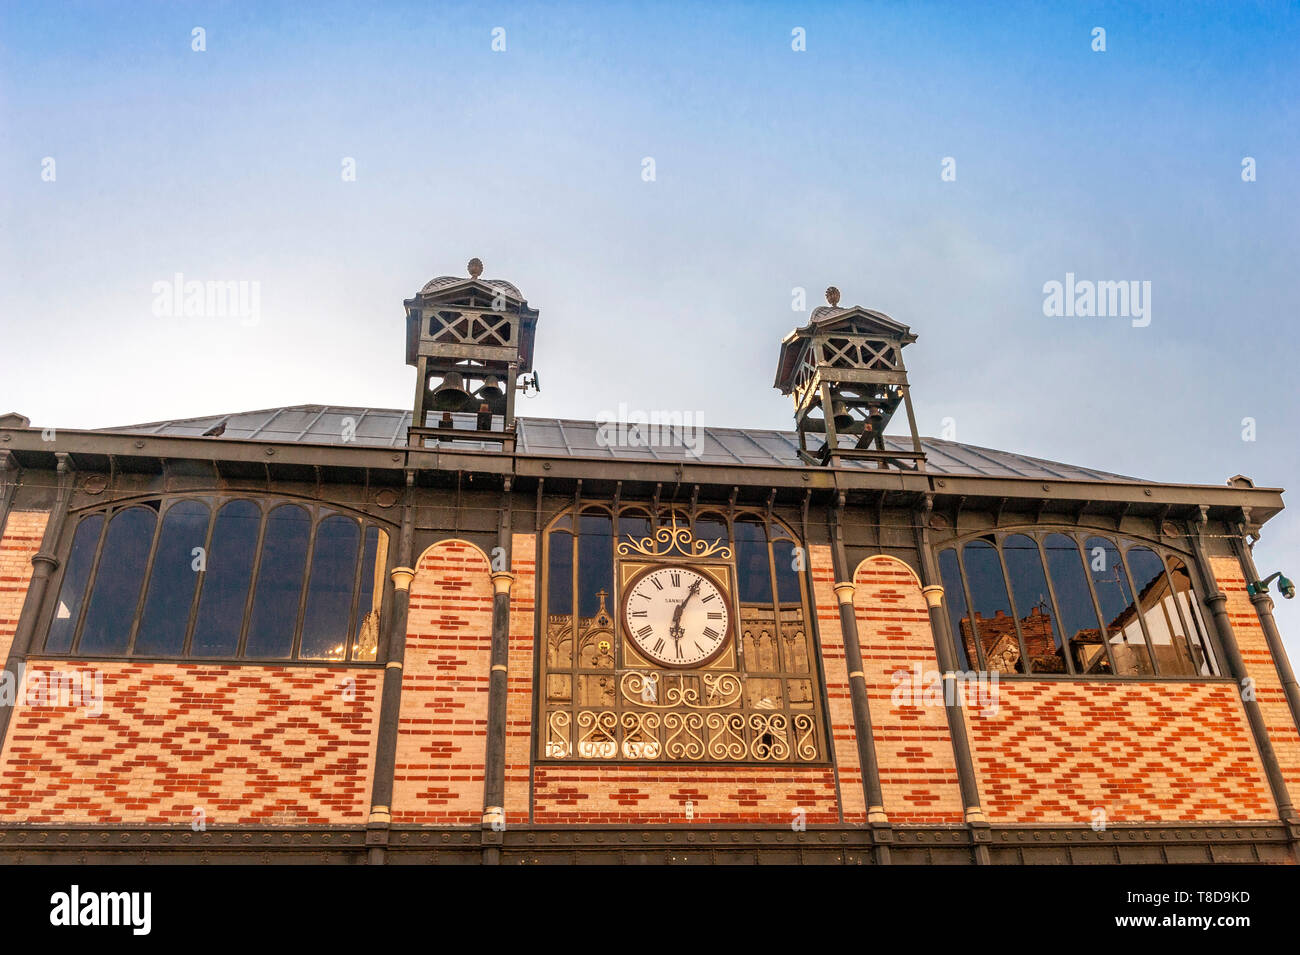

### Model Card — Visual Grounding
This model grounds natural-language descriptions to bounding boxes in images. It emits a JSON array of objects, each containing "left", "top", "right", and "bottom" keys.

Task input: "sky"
[{"left": 2, "top": 1, "right": 1299, "bottom": 655}]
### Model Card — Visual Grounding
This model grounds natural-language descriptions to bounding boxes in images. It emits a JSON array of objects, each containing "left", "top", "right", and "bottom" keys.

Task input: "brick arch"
[
  {"left": 852, "top": 554, "right": 964, "bottom": 824},
  {"left": 392, "top": 538, "right": 495, "bottom": 825},
  {"left": 851, "top": 553, "right": 921, "bottom": 589}
]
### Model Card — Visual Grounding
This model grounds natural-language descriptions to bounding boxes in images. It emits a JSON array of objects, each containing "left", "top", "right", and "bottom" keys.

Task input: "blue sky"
[{"left": 2, "top": 1, "right": 1299, "bottom": 652}]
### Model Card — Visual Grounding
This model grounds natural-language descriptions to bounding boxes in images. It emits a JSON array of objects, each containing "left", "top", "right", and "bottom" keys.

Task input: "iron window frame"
[
  {"left": 937, "top": 525, "right": 1224, "bottom": 679},
  {"left": 35, "top": 492, "right": 395, "bottom": 666}
]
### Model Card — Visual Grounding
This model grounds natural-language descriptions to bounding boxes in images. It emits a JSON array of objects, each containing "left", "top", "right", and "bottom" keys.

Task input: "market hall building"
[{"left": 0, "top": 264, "right": 1297, "bottom": 865}]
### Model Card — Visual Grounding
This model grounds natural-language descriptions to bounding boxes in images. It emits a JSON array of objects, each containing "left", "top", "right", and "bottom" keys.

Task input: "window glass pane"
[
  {"left": 191, "top": 500, "right": 261, "bottom": 657},
  {"left": 45, "top": 514, "right": 104, "bottom": 653},
  {"left": 1044, "top": 534, "right": 1109, "bottom": 674},
  {"left": 577, "top": 510, "right": 613, "bottom": 619},
  {"left": 694, "top": 512, "right": 729, "bottom": 551},
  {"left": 618, "top": 508, "right": 651, "bottom": 546},
  {"left": 735, "top": 515, "right": 771, "bottom": 604},
  {"left": 350, "top": 527, "right": 387, "bottom": 662},
  {"left": 961, "top": 537, "right": 1023, "bottom": 673},
  {"left": 1085, "top": 536, "right": 1153, "bottom": 674},
  {"left": 771, "top": 539, "right": 802, "bottom": 604},
  {"left": 78, "top": 507, "right": 157, "bottom": 655},
  {"left": 1002, "top": 534, "right": 1066, "bottom": 673},
  {"left": 1167, "top": 556, "right": 1219, "bottom": 675},
  {"left": 545, "top": 529, "right": 575, "bottom": 681},
  {"left": 938, "top": 548, "right": 973, "bottom": 670},
  {"left": 576, "top": 511, "right": 613, "bottom": 675},
  {"left": 771, "top": 538, "right": 810, "bottom": 673},
  {"left": 1125, "top": 546, "right": 1196, "bottom": 675},
  {"left": 133, "top": 500, "right": 210, "bottom": 656},
  {"left": 244, "top": 504, "right": 311, "bottom": 658},
  {"left": 299, "top": 516, "right": 361, "bottom": 661}
]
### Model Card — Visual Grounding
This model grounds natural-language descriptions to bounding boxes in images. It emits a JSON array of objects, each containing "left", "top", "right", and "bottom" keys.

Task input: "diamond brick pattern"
[
  {"left": 965, "top": 681, "right": 1275, "bottom": 823},
  {"left": 0, "top": 662, "right": 381, "bottom": 824}
]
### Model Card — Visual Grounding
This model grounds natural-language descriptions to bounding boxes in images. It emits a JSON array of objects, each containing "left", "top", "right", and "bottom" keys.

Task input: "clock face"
[{"left": 622, "top": 565, "right": 730, "bottom": 668}]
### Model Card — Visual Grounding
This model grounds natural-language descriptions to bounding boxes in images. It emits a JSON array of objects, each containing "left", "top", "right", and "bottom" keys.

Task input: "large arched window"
[
  {"left": 937, "top": 529, "right": 1218, "bottom": 677},
  {"left": 43, "top": 496, "right": 390, "bottom": 663},
  {"left": 540, "top": 504, "right": 824, "bottom": 763}
]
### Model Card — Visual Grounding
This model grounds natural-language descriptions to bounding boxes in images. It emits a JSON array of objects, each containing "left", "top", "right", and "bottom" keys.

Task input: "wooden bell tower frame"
[
  {"left": 404, "top": 260, "right": 540, "bottom": 451},
  {"left": 773, "top": 291, "right": 926, "bottom": 470}
]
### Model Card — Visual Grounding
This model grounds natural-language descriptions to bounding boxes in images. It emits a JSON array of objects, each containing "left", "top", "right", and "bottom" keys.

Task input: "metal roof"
[{"left": 103, "top": 404, "right": 1140, "bottom": 483}]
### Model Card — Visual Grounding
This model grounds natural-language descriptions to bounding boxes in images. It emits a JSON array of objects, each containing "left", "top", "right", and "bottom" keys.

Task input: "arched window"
[
  {"left": 539, "top": 504, "right": 824, "bottom": 763},
  {"left": 938, "top": 529, "right": 1218, "bottom": 677},
  {"left": 42, "top": 496, "right": 390, "bottom": 663}
]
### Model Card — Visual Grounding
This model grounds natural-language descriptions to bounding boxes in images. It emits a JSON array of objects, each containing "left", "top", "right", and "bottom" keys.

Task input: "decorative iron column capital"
[
  {"left": 390, "top": 566, "right": 416, "bottom": 591},
  {"left": 921, "top": 584, "right": 945, "bottom": 609},
  {"left": 490, "top": 571, "right": 515, "bottom": 596},
  {"left": 832, "top": 581, "right": 856, "bottom": 604}
]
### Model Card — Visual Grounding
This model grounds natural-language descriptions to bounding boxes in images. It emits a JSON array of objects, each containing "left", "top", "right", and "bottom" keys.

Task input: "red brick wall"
[
  {"left": 853, "top": 555, "right": 964, "bottom": 824},
  {"left": 1211, "top": 555, "right": 1300, "bottom": 807},
  {"left": 0, "top": 662, "right": 380, "bottom": 824},
  {"left": 807, "top": 543, "right": 866, "bottom": 824},
  {"left": 964, "top": 681, "right": 1275, "bottom": 824},
  {"left": 504, "top": 532, "right": 536, "bottom": 825},
  {"left": 392, "top": 540, "right": 493, "bottom": 825},
  {"left": 0, "top": 510, "right": 46, "bottom": 663},
  {"left": 533, "top": 765, "right": 839, "bottom": 825}
]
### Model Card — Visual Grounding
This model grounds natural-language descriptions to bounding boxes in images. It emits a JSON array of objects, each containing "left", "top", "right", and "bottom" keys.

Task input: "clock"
[{"left": 621, "top": 565, "right": 731, "bottom": 668}]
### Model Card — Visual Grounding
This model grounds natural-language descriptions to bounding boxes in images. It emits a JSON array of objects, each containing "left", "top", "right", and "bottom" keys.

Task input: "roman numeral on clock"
[
  {"left": 636, "top": 625, "right": 654, "bottom": 639},
  {"left": 670, "top": 571, "right": 681, "bottom": 587},
  {"left": 651, "top": 577, "right": 664, "bottom": 591},
  {"left": 652, "top": 638, "right": 665, "bottom": 654},
  {"left": 630, "top": 610, "right": 647, "bottom": 618},
  {"left": 703, "top": 626, "right": 720, "bottom": 641},
  {"left": 707, "top": 612, "right": 722, "bottom": 620},
  {"left": 701, "top": 593, "right": 715, "bottom": 603}
]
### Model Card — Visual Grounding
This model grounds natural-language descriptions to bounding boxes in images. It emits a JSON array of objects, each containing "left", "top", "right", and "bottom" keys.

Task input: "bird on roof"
[{"left": 202, "top": 420, "right": 227, "bottom": 437}]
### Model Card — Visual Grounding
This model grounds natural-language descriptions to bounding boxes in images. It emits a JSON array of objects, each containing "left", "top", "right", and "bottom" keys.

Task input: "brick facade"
[
  {"left": 533, "top": 765, "right": 839, "bottom": 825},
  {"left": 504, "top": 532, "right": 536, "bottom": 825},
  {"left": 964, "top": 681, "right": 1275, "bottom": 823},
  {"left": 0, "top": 510, "right": 47, "bottom": 663},
  {"left": 392, "top": 539, "right": 493, "bottom": 825},
  {"left": 853, "top": 555, "right": 964, "bottom": 823},
  {"left": 1210, "top": 555, "right": 1300, "bottom": 807},
  {"left": 0, "top": 661, "right": 380, "bottom": 824},
  {"left": 806, "top": 543, "right": 866, "bottom": 823}
]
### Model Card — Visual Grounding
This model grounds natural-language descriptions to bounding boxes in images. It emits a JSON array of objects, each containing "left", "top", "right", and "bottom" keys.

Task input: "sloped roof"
[{"left": 103, "top": 404, "right": 1140, "bottom": 483}]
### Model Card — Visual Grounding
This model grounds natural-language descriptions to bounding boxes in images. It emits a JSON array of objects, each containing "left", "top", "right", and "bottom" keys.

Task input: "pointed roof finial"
[
  {"left": 468, "top": 257, "right": 484, "bottom": 279},
  {"left": 825, "top": 286, "right": 841, "bottom": 307}
]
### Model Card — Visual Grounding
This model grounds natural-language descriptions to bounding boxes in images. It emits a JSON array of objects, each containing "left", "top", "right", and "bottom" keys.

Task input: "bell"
[
  {"left": 477, "top": 375, "right": 504, "bottom": 402},
  {"left": 431, "top": 372, "right": 472, "bottom": 411},
  {"left": 831, "top": 401, "right": 855, "bottom": 432},
  {"left": 476, "top": 402, "right": 493, "bottom": 431},
  {"left": 867, "top": 403, "right": 885, "bottom": 430}
]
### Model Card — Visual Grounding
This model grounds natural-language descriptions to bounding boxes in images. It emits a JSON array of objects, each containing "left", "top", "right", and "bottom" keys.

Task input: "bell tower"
[
  {"left": 773, "top": 287, "right": 925, "bottom": 469},
  {"left": 405, "top": 258, "right": 540, "bottom": 450}
]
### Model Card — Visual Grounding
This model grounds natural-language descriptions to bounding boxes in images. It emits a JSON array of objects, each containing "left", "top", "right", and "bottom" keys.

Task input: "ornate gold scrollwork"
[
  {"left": 793, "top": 713, "right": 817, "bottom": 761},
  {"left": 546, "top": 710, "right": 572, "bottom": 758},
  {"left": 620, "top": 671, "right": 743, "bottom": 709},
  {"left": 706, "top": 712, "right": 747, "bottom": 760},
  {"left": 620, "top": 711, "right": 662, "bottom": 759},
  {"left": 748, "top": 713, "right": 791, "bottom": 760},
  {"left": 616, "top": 514, "right": 732, "bottom": 561},
  {"left": 663, "top": 711, "right": 705, "bottom": 760},
  {"left": 577, "top": 710, "right": 617, "bottom": 759}
]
